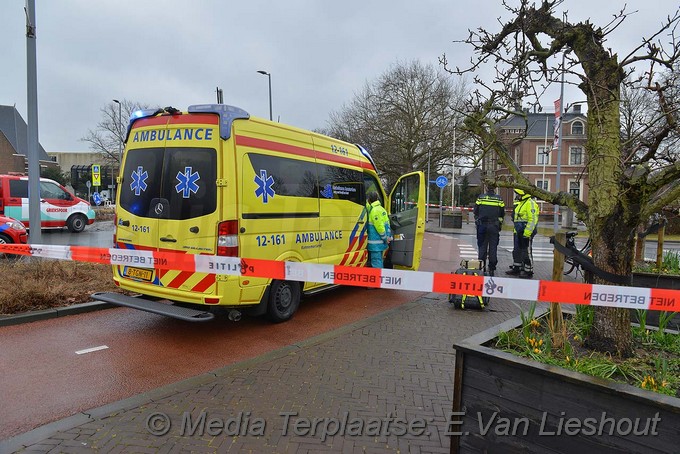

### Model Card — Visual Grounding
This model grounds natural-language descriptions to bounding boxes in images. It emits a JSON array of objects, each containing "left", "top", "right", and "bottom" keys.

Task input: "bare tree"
[
  {"left": 324, "top": 60, "right": 469, "bottom": 189},
  {"left": 81, "top": 99, "right": 153, "bottom": 165},
  {"left": 441, "top": 0, "right": 680, "bottom": 356}
]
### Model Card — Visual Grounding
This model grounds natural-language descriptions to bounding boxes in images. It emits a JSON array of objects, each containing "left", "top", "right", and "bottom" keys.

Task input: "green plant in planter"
[
  {"left": 634, "top": 249, "right": 680, "bottom": 275},
  {"left": 495, "top": 304, "right": 680, "bottom": 397}
]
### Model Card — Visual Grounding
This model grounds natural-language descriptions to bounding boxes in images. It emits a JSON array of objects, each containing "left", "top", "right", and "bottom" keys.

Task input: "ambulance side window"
[
  {"left": 318, "top": 164, "right": 363, "bottom": 205},
  {"left": 9, "top": 180, "right": 28, "bottom": 198},
  {"left": 248, "top": 153, "right": 318, "bottom": 198},
  {"left": 363, "top": 174, "right": 383, "bottom": 205}
]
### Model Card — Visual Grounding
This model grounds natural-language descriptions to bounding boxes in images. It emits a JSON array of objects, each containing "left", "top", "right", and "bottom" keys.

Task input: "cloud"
[{"left": 0, "top": 0, "right": 676, "bottom": 150}]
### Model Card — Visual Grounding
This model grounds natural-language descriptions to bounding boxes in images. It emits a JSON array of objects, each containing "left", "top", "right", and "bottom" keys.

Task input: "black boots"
[
  {"left": 505, "top": 266, "right": 520, "bottom": 276},
  {"left": 506, "top": 267, "right": 533, "bottom": 278}
]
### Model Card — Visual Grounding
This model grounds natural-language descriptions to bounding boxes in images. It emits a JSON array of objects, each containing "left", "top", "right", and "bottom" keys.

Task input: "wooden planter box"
[
  {"left": 631, "top": 271, "right": 680, "bottom": 291},
  {"left": 630, "top": 272, "right": 680, "bottom": 331},
  {"left": 451, "top": 315, "right": 680, "bottom": 454},
  {"left": 442, "top": 212, "right": 463, "bottom": 229}
]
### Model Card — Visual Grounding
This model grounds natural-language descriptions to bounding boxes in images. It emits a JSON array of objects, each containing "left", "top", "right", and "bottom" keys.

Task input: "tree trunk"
[
  {"left": 583, "top": 207, "right": 636, "bottom": 357},
  {"left": 586, "top": 308, "right": 634, "bottom": 357},
  {"left": 579, "top": 60, "right": 635, "bottom": 357}
]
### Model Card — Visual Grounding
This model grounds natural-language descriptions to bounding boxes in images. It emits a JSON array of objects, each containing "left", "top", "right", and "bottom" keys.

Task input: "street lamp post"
[
  {"left": 426, "top": 142, "right": 431, "bottom": 223},
  {"left": 257, "top": 70, "right": 273, "bottom": 121},
  {"left": 113, "top": 99, "right": 122, "bottom": 161},
  {"left": 113, "top": 99, "right": 122, "bottom": 201},
  {"left": 452, "top": 128, "right": 456, "bottom": 209}
]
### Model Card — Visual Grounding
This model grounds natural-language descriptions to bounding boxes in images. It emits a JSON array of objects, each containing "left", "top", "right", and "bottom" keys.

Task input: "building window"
[
  {"left": 536, "top": 180, "right": 549, "bottom": 191},
  {"left": 572, "top": 121, "right": 584, "bottom": 135},
  {"left": 569, "top": 146, "right": 583, "bottom": 165},
  {"left": 536, "top": 146, "right": 551, "bottom": 165},
  {"left": 569, "top": 181, "right": 581, "bottom": 200}
]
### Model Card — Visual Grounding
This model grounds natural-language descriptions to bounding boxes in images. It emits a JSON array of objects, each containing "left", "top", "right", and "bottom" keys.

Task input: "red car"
[{"left": 0, "top": 215, "right": 28, "bottom": 258}]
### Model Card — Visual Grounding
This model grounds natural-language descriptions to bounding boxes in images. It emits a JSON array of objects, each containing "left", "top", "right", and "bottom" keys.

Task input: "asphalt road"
[
  {"left": 34, "top": 219, "right": 115, "bottom": 248},
  {"left": 0, "top": 231, "right": 464, "bottom": 440}
]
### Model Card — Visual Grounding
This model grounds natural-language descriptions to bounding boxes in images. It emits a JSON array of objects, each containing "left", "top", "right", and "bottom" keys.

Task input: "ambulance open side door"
[{"left": 387, "top": 171, "right": 425, "bottom": 270}]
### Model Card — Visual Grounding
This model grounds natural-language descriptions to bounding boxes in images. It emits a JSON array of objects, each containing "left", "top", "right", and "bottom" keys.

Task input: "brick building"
[
  {"left": 0, "top": 104, "right": 59, "bottom": 174},
  {"left": 484, "top": 105, "right": 588, "bottom": 215}
]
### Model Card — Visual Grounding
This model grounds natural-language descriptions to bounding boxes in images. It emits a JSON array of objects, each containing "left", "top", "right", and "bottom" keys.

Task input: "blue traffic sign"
[
  {"left": 92, "top": 191, "right": 101, "bottom": 206},
  {"left": 435, "top": 175, "right": 448, "bottom": 188}
]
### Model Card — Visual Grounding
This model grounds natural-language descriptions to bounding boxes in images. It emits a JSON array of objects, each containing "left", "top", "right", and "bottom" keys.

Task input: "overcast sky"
[{"left": 0, "top": 0, "right": 677, "bottom": 151}]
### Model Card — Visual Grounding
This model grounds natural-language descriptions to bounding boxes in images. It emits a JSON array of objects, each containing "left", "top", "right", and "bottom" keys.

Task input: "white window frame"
[
  {"left": 569, "top": 146, "right": 584, "bottom": 165},
  {"left": 571, "top": 121, "right": 584, "bottom": 135},
  {"left": 568, "top": 179, "right": 582, "bottom": 201},
  {"left": 536, "top": 146, "right": 551, "bottom": 165},
  {"left": 535, "top": 179, "right": 550, "bottom": 191}
]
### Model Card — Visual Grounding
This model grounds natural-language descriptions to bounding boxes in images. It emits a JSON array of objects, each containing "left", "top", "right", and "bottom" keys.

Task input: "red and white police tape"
[{"left": 0, "top": 243, "right": 677, "bottom": 312}]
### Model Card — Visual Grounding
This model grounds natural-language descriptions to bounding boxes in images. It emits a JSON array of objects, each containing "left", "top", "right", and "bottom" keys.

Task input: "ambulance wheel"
[
  {"left": 266, "top": 280, "right": 300, "bottom": 323},
  {"left": 67, "top": 214, "right": 87, "bottom": 233}
]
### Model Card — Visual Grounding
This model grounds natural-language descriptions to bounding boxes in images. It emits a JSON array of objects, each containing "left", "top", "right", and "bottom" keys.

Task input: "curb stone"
[{"left": 0, "top": 301, "right": 115, "bottom": 327}]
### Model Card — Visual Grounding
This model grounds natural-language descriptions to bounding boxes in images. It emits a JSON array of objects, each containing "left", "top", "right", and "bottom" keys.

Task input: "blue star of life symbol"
[
  {"left": 320, "top": 184, "right": 333, "bottom": 198},
  {"left": 175, "top": 166, "right": 201, "bottom": 198},
  {"left": 254, "top": 169, "right": 275, "bottom": 203},
  {"left": 130, "top": 166, "right": 148, "bottom": 196}
]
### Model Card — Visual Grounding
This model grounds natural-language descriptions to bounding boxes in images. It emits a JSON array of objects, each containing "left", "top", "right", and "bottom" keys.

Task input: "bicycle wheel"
[
  {"left": 581, "top": 240, "right": 592, "bottom": 256},
  {"left": 564, "top": 258, "right": 577, "bottom": 276}
]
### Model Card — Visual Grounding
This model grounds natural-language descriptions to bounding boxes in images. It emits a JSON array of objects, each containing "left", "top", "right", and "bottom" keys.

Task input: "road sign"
[
  {"left": 92, "top": 191, "right": 101, "bottom": 206},
  {"left": 85, "top": 181, "right": 91, "bottom": 189},
  {"left": 435, "top": 175, "right": 448, "bottom": 188},
  {"left": 92, "top": 164, "right": 101, "bottom": 187}
]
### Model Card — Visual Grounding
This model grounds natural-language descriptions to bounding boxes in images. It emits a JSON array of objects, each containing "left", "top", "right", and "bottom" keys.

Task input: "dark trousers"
[
  {"left": 518, "top": 236, "right": 533, "bottom": 272},
  {"left": 476, "top": 222, "right": 500, "bottom": 270}
]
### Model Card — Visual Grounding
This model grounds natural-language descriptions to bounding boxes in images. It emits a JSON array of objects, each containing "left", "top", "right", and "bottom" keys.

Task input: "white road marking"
[{"left": 75, "top": 345, "right": 109, "bottom": 355}]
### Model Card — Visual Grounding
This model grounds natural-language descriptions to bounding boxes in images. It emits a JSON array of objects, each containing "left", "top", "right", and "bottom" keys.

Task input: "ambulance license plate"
[{"left": 124, "top": 267, "right": 153, "bottom": 281}]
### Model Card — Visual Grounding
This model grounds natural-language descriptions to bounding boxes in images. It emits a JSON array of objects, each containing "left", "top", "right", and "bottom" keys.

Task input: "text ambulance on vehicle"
[
  {"left": 93, "top": 104, "right": 425, "bottom": 323},
  {"left": 0, "top": 174, "right": 95, "bottom": 233}
]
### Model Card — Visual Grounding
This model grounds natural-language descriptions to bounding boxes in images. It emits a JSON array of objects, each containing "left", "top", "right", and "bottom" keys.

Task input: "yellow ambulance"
[{"left": 96, "top": 104, "right": 425, "bottom": 322}]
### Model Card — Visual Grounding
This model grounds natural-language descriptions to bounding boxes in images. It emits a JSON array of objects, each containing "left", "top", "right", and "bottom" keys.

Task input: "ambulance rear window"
[{"left": 120, "top": 147, "right": 217, "bottom": 220}]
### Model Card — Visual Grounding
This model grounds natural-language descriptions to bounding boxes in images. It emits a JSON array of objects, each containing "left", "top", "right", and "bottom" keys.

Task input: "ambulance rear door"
[
  {"left": 387, "top": 171, "right": 425, "bottom": 270},
  {"left": 116, "top": 113, "right": 220, "bottom": 287}
]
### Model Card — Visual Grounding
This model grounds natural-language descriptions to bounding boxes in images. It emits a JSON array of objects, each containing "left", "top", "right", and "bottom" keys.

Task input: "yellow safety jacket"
[{"left": 514, "top": 195, "right": 539, "bottom": 238}]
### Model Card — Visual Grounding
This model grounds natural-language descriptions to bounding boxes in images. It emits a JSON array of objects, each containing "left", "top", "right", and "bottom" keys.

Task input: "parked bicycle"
[{"left": 564, "top": 231, "right": 592, "bottom": 277}]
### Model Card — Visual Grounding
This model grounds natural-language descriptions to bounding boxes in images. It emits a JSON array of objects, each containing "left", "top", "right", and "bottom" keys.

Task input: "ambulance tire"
[
  {"left": 67, "top": 214, "right": 87, "bottom": 233},
  {"left": 266, "top": 280, "right": 301, "bottom": 323}
]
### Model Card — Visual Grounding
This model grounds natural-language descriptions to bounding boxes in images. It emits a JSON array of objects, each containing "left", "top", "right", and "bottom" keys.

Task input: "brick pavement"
[{"left": 4, "top": 227, "right": 557, "bottom": 454}]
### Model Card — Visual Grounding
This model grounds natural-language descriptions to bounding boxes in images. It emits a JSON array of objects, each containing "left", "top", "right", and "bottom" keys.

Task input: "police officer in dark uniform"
[{"left": 473, "top": 183, "right": 505, "bottom": 276}]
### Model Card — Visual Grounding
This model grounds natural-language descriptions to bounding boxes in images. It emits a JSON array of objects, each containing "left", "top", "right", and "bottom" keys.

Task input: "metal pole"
[
  {"left": 426, "top": 145, "right": 431, "bottom": 223},
  {"left": 113, "top": 99, "right": 122, "bottom": 202},
  {"left": 257, "top": 70, "right": 272, "bottom": 121},
  {"left": 26, "top": 0, "right": 41, "bottom": 243},
  {"left": 439, "top": 186, "right": 444, "bottom": 227},
  {"left": 542, "top": 114, "right": 548, "bottom": 213},
  {"left": 554, "top": 50, "right": 566, "bottom": 233},
  {"left": 267, "top": 74, "right": 273, "bottom": 121},
  {"left": 452, "top": 128, "right": 456, "bottom": 209}
]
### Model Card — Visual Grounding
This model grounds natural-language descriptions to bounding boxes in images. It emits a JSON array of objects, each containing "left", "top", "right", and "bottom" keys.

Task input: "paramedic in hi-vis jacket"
[
  {"left": 506, "top": 188, "right": 539, "bottom": 278},
  {"left": 473, "top": 184, "right": 505, "bottom": 276},
  {"left": 366, "top": 191, "right": 392, "bottom": 268}
]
